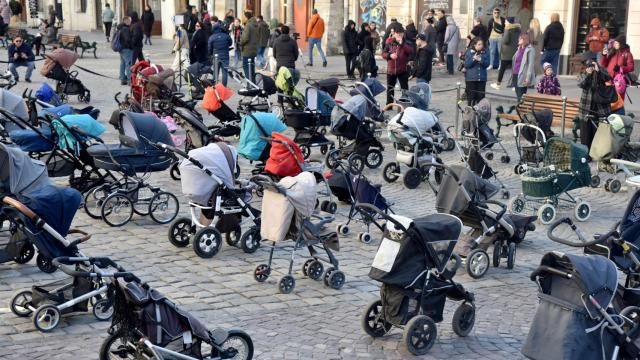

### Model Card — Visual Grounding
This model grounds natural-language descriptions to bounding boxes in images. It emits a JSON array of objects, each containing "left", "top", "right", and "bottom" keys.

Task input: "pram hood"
[
  {"left": 403, "top": 83, "right": 432, "bottom": 110},
  {"left": 46, "top": 48, "right": 79, "bottom": 69},
  {"left": 0, "top": 89, "right": 28, "bottom": 120},
  {"left": 350, "top": 78, "right": 385, "bottom": 101},
  {"left": 305, "top": 87, "right": 335, "bottom": 117},
  {"left": 119, "top": 111, "right": 174, "bottom": 152},
  {"left": 38, "top": 104, "right": 74, "bottom": 118},
  {"left": 22, "top": 184, "right": 81, "bottom": 238},
  {"left": 436, "top": 165, "right": 499, "bottom": 215},
  {"left": 334, "top": 94, "right": 368, "bottom": 122},
  {"left": 52, "top": 114, "right": 106, "bottom": 151},
  {"left": 238, "top": 112, "right": 286, "bottom": 161},
  {"left": 0, "top": 143, "right": 52, "bottom": 196},
  {"left": 589, "top": 114, "right": 634, "bottom": 161},
  {"left": 474, "top": 98, "right": 491, "bottom": 122},
  {"left": 179, "top": 143, "right": 237, "bottom": 205},
  {"left": 387, "top": 107, "right": 438, "bottom": 143}
]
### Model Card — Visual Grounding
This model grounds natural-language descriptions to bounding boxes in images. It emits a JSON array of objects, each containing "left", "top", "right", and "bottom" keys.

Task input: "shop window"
[
  {"left": 575, "top": 0, "right": 628, "bottom": 54},
  {"left": 76, "top": 0, "right": 87, "bottom": 13}
]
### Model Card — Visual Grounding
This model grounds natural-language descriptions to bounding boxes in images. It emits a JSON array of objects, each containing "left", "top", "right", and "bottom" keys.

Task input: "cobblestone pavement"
[{"left": 0, "top": 31, "right": 637, "bottom": 359}]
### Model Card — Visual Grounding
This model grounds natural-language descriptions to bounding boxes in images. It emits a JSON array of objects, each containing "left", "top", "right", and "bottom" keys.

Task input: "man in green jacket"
[
  {"left": 256, "top": 15, "right": 270, "bottom": 69},
  {"left": 240, "top": 11, "right": 259, "bottom": 81}
]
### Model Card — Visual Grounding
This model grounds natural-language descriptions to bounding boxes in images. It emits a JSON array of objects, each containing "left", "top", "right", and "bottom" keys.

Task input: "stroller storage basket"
[
  {"left": 284, "top": 110, "right": 316, "bottom": 129},
  {"left": 521, "top": 167, "right": 591, "bottom": 198}
]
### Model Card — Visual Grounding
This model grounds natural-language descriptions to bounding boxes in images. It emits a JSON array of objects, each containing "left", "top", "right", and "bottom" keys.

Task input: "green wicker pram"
[{"left": 521, "top": 138, "right": 591, "bottom": 198}]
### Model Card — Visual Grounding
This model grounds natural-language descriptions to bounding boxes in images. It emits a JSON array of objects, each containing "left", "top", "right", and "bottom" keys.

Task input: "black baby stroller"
[
  {"left": 522, "top": 252, "right": 640, "bottom": 360},
  {"left": 228, "top": 69, "right": 279, "bottom": 117},
  {"left": 41, "top": 49, "right": 91, "bottom": 103},
  {"left": 460, "top": 98, "right": 509, "bottom": 163},
  {"left": 435, "top": 165, "right": 537, "bottom": 279},
  {"left": 512, "top": 108, "right": 555, "bottom": 175},
  {"left": 85, "top": 111, "right": 179, "bottom": 227},
  {"left": 307, "top": 77, "right": 340, "bottom": 99},
  {"left": 360, "top": 206, "right": 476, "bottom": 356}
]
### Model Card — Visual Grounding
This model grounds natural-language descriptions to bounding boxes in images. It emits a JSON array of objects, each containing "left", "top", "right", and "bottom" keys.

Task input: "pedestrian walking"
[
  {"left": 536, "top": 62, "right": 561, "bottom": 96},
  {"left": 491, "top": 17, "right": 520, "bottom": 90},
  {"left": 8, "top": 36, "right": 35, "bottom": 82},
  {"left": 273, "top": 25, "right": 298, "bottom": 73},
  {"left": 586, "top": 17, "right": 609, "bottom": 63},
  {"left": 435, "top": 9, "right": 447, "bottom": 63},
  {"left": 130, "top": 11, "right": 144, "bottom": 61},
  {"left": 444, "top": 16, "right": 460, "bottom": 75},
  {"left": 464, "top": 38, "right": 490, "bottom": 105},
  {"left": 171, "top": 25, "right": 190, "bottom": 73},
  {"left": 527, "top": 18, "right": 543, "bottom": 74},
  {"left": 142, "top": 5, "right": 155, "bottom": 45},
  {"left": 487, "top": 8, "right": 505, "bottom": 70},
  {"left": 601, "top": 35, "right": 634, "bottom": 96},
  {"left": 413, "top": 33, "right": 434, "bottom": 83},
  {"left": 370, "top": 23, "right": 380, "bottom": 53},
  {"left": 118, "top": 17, "right": 133, "bottom": 85},
  {"left": 8, "top": 0, "right": 20, "bottom": 25},
  {"left": 306, "top": 9, "right": 327, "bottom": 67},
  {"left": 541, "top": 13, "right": 564, "bottom": 75},
  {"left": 382, "top": 27, "right": 413, "bottom": 104},
  {"left": 256, "top": 15, "right": 270, "bottom": 69},
  {"left": 578, "top": 60, "right": 611, "bottom": 149},
  {"left": 469, "top": 17, "right": 488, "bottom": 45},
  {"left": 239, "top": 10, "right": 259, "bottom": 82},
  {"left": 208, "top": 22, "right": 232, "bottom": 86},
  {"left": 0, "top": 0, "right": 11, "bottom": 25},
  {"left": 102, "top": 3, "right": 114, "bottom": 42},
  {"left": 356, "top": 23, "right": 373, "bottom": 54},
  {"left": 266, "top": 23, "right": 282, "bottom": 72},
  {"left": 510, "top": 33, "right": 536, "bottom": 102},
  {"left": 342, "top": 20, "right": 358, "bottom": 79},
  {"left": 230, "top": 18, "right": 242, "bottom": 68}
]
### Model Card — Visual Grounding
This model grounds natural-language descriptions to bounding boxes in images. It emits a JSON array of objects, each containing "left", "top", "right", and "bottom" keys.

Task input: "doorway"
[{"left": 293, "top": 0, "right": 310, "bottom": 49}]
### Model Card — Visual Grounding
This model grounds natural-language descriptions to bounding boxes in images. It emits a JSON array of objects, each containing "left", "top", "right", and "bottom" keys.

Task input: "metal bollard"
[
  {"left": 214, "top": 54, "right": 219, "bottom": 84},
  {"left": 248, "top": 58, "right": 254, "bottom": 83},
  {"left": 455, "top": 82, "right": 461, "bottom": 136},
  {"left": 561, "top": 96, "right": 567, "bottom": 138}
]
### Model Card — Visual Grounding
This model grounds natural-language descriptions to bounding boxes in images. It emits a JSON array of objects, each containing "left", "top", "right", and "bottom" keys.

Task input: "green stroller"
[{"left": 509, "top": 137, "right": 592, "bottom": 225}]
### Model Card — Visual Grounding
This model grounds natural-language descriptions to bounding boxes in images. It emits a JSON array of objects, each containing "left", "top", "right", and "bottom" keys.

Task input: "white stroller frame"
[
  {"left": 513, "top": 123, "right": 547, "bottom": 175},
  {"left": 459, "top": 103, "right": 510, "bottom": 161},
  {"left": 227, "top": 67, "right": 276, "bottom": 116}
]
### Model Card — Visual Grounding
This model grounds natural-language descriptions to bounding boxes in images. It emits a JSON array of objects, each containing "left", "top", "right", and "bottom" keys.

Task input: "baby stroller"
[
  {"left": 160, "top": 142, "right": 261, "bottom": 258},
  {"left": 199, "top": 82, "right": 242, "bottom": 139},
  {"left": 307, "top": 77, "right": 340, "bottom": 99},
  {"left": 85, "top": 111, "right": 179, "bottom": 227},
  {"left": 130, "top": 60, "right": 177, "bottom": 110},
  {"left": 228, "top": 70, "right": 279, "bottom": 116},
  {"left": 522, "top": 252, "right": 640, "bottom": 360},
  {"left": 435, "top": 165, "right": 537, "bottom": 279},
  {"left": 383, "top": 106, "right": 445, "bottom": 189},
  {"left": 89, "top": 270, "right": 254, "bottom": 360},
  {"left": 360, "top": 206, "right": 476, "bottom": 356},
  {"left": 238, "top": 112, "right": 287, "bottom": 165},
  {"left": 275, "top": 66, "right": 305, "bottom": 111},
  {"left": 510, "top": 137, "right": 592, "bottom": 225},
  {"left": 460, "top": 98, "right": 509, "bottom": 163},
  {"left": 40, "top": 48, "right": 91, "bottom": 103},
  {"left": 252, "top": 172, "right": 342, "bottom": 293},
  {"left": 512, "top": 108, "right": 556, "bottom": 175}
]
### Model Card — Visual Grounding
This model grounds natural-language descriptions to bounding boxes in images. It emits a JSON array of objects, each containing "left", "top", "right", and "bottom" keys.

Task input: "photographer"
[
  {"left": 578, "top": 59, "right": 612, "bottom": 149},
  {"left": 463, "top": 38, "right": 490, "bottom": 105},
  {"left": 382, "top": 27, "right": 414, "bottom": 104}
]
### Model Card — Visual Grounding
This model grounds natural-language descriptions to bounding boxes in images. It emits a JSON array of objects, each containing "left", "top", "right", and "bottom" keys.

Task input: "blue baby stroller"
[
  {"left": 238, "top": 111, "right": 287, "bottom": 169},
  {"left": 85, "top": 111, "right": 179, "bottom": 227}
]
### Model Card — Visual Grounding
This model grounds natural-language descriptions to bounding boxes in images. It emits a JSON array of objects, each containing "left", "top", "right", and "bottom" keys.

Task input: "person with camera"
[
  {"left": 382, "top": 27, "right": 414, "bottom": 105},
  {"left": 578, "top": 59, "right": 613, "bottom": 149},
  {"left": 600, "top": 35, "right": 634, "bottom": 92},
  {"left": 463, "top": 38, "right": 490, "bottom": 105},
  {"left": 7, "top": 36, "right": 34, "bottom": 83}
]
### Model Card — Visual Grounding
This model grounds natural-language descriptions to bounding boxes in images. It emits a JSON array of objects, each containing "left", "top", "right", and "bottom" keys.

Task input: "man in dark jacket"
[
  {"left": 129, "top": 11, "right": 144, "bottom": 61},
  {"left": 413, "top": 34, "right": 433, "bottom": 83},
  {"left": 342, "top": 20, "right": 358, "bottom": 79},
  {"left": 541, "top": 12, "right": 565, "bottom": 74},
  {"left": 382, "top": 18, "right": 403, "bottom": 44},
  {"left": 185, "top": 6, "right": 198, "bottom": 39},
  {"left": 382, "top": 27, "right": 414, "bottom": 104},
  {"left": 273, "top": 25, "right": 298, "bottom": 71},
  {"left": 188, "top": 21, "right": 211, "bottom": 96},
  {"left": 118, "top": 17, "right": 133, "bottom": 85},
  {"left": 208, "top": 22, "right": 232, "bottom": 85},
  {"left": 239, "top": 11, "right": 259, "bottom": 82},
  {"left": 141, "top": 6, "right": 155, "bottom": 45},
  {"left": 434, "top": 9, "right": 447, "bottom": 63},
  {"left": 256, "top": 15, "right": 270, "bottom": 69},
  {"left": 356, "top": 23, "right": 373, "bottom": 54},
  {"left": 8, "top": 36, "right": 34, "bottom": 82}
]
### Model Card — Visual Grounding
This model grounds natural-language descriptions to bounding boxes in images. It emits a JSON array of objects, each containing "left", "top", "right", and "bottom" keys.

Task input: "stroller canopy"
[
  {"left": 387, "top": 107, "right": 439, "bottom": 140},
  {"left": 305, "top": 87, "right": 335, "bottom": 117},
  {"left": 46, "top": 48, "right": 80, "bottom": 69},
  {"left": 0, "top": 143, "right": 51, "bottom": 196},
  {"left": 0, "top": 89, "right": 28, "bottom": 120},
  {"left": 22, "top": 185, "right": 81, "bottom": 238},
  {"left": 436, "top": 165, "right": 499, "bottom": 215},
  {"left": 51, "top": 114, "right": 106, "bottom": 150},
  {"left": 404, "top": 83, "right": 432, "bottom": 110},
  {"left": 38, "top": 104, "right": 75, "bottom": 118},
  {"left": 179, "top": 143, "right": 237, "bottom": 205},
  {"left": 119, "top": 111, "right": 174, "bottom": 151},
  {"left": 275, "top": 67, "right": 304, "bottom": 101},
  {"left": 238, "top": 112, "right": 286, "bottom": 161},
  {"left": 314, "top": 78, "right": 339, "bottom": 98},
  {"left": 337, "top": 94, "right": 368, "bottom": 122},
  {"left": 350, "top": 78, "right": 385, "bottom": 101}
]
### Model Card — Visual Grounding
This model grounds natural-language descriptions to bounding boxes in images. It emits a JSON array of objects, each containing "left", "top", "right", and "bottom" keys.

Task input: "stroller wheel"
[
  {"left": 217, "top": 330, "right": 254, "bottom": 360},
  {"left": 574, "top": 201, "right": 591, "bottom": 222},
  {"left": 254, "top": 264, "right": 271, "bottom": 282},
  {"left": 148, "top": 191, "right": 179, "bottom": 224},
  {"left": 326, "top": 269, "right": 345, "bottom": 290},
  {"left": 33, "top": 304, "right": 61, "bottom": 332},
  {"left": 509, "top": 196, "right": 526, "bottom": 214},
  {"left": 10, "top": 290, "right": 34, "bottom": 317},
  {"left": 537, "top": 204, "right": 557, "bottom": 225},
  {"left": 99, "top": 329, "right": 136, "bottom": 360},
  {"left": 362, "top": 300, "right": 392, "bottom": 338},
  {"left": 500, "top": 155, "right": 510, "bottom": 164},
  {"left": 609, "top": 179, "right": 622, "bottom": 193},
  {"left": 620, "top": 306, "right": 640, "bottom": 332},
  {"left": 359, "top": 232, "right": 373, "bottom": 244},
  {"left": 337, "top": 225, "right": 350, "bottom": 235},
  {"left": 13, "top": 242, "right": 35, "bottom": 264},
  {"left": 101, "top": 193, "right": 134, "bottom": 227},
  {"left": 225, "top": 229, "right": 242, "bottom": 247},
  {"left": 382, "top": 163, "right": 400, "bottom": 183},
  {"left": 590, "top": 175, "right": 601, "bottom": 188},
  {"left": 320, "top": 144, "right": 329, "bottom": 155},
  {"left": 403, "top": 168, "right": 422, "bottom": 189},
  {"left": 365, "top": 149, "right": 383, "bottom": 169},
  {"left": 240, "top": 226, "right": 261, "bottom": 253},
  {"left": 93, "top": 298, "right": 114, "bottom": 321},
  {"left": 325, "top": 150, "right": 340, "bottom": 170},
  {"left": 492, "top": 242, "right": 502, "bottom": 268},
  {"left": 466, "top": 249, "right": 489, "bottom": 279},
  {"left": 485, "top": 152, "right": 494, "bottom": 161},
  {"left": 299, "top": 145, "right": 311, "bottom": 160},
  {"left": 170, "top": 163, "right": 181, "bottom": 180},
  {"left": 168, "top": 217, "right": 193, "bottom": 247},
  {"left": 302, "top": 259, "right": 315, "bottom": 276},
  {"left": 506, "top": 243, "right": 517, "bottom": 270},
  {"left": 84, "top": 184, "right": 110, "bottom": 219},
  {"left": 443, "top": 137, "right": 456, "bottom": 151},
  {"left": 348, "top": 154, "right": 365, "bottom": 174},
  {"left": 307, "top": 260, "right": 324, "bottom": 281},
  {"left": 193, "top": 227, "right": 222, "bottom": 258},
  {"left": 514, "top": 163, "right": 527, "bottom": 175},
  {"left": 452, "top": 303, "right": 476, "bottom": 337},
  {"left": 327, "top": 202, "right": 338, "bottom": 214},
  {"left": 403, "top": 315, "right": 437, "bottom": 355},
  {"left": 36, "top": 254, "right": 57, "bottom": 273},
  {"left": 502, "top": 190, "right": 510, "bottom": 199},
  {"left": 278, "top": 275, "right": 296, "bottom": 294}
]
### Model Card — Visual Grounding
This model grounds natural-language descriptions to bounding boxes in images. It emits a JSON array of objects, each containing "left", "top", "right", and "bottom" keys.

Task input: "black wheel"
[
  {"left": 13, "top": 242, "right": 35, "bottom": 264},
  {"left": 193, "top": 227, "right": 222, "bottom": 258},
  {"left": 10, "top": 290, "right": 34, "bottom": 317},
  {"left": 320, "top": 144, "right": 329, "bottom": 155},
  {"left": 327, "top": 202, "right": 337, "bottom": 214},
  {"left": 538, "top": 204, "right": 557, "bottom": 225},
  {"left": 99, "top": 329, "right": 136, "bottom": 360},
  {"left": 492, "top": 242, "right": 502, "bottom": 268},
  {"left": 225, "top": 229, "right": 241, "bottom": 247},
  {"left": 610, "top": 179, "right": 622, "bottom": 193},
  {"left": 382, "top": 162, "right": 400, "bottom": 183},
  {"left": 216, "top": 330, "right": 254, "bottom": 360},
  {"left": 348, "top": 154, "right": 365, "bottom": 174},
  {"left": 323, "top": 267, "right": 336, "bottom": 287},
  {"left": 148, "top": 191, "right": 179, "bottom": 224},
  {"left": 320, "top": 200, "right": 329, "bottom": 212},
  {"left": 278, "top": 275, "right": 295, "bottom": 294},
  {"left": 590, "top": 175, "right": 601, "bottom": 188},
  {"left": 254, "top": 264, "right": 270, "bottom": 282},
  {"left": 403, "top": 315, "right": 437, "bottom": 356},
  {"left": 299, "top": 145, "right": 311, "bottom": 159},
  {"left": 361, "top": 299, "right": 392, "bottom": 338},
  {"left": 168, "top": 217, "right": 193, "bottom": 247},
  {"left": 604, "top": 178, "right": 612, "bottom": 192},
  {"left": 506, "top": 242, "right": 516, "bottom": 270},
  {"left": 485, "top": 152, "right": 494, "bottom": 161},
  {"left": 36, "top": 254, "right": 56, "bottom": 273},
  {"left": 365, "top": 149, "right": 383, "bottom": 169},
  {"left": 514, "top": 164, "right": 524, "bottom": 175},
  {"left": 443, "top": 137, "right": 456, "bottom": 151},
  {"left": 170, "top": 162, "right": 181, "bottom": 180},
  {"left": 452, "top": 303, "right": 475, "bottom": 337},
  {"left": 466, "top": 249, "right": 489, "bottom": 279},
  {"left": 509, "top": 196, "right": 525, "bottom": 214},
  {"left": 501, "top": 155, "right": 510, "bottom": 164},
  {"left": 325, "top": 150, "right": 340, "bottom": 170},
  {"left": 84, "top": 184, "right": 110, "bottom": 219},
  {"left": 327, "top": 270, "right": 345, "bottom": 289},
  {"left": 101, "top": 193, "right": 133, "bottom": 227},
  {"left": 93, "top": 298, "right": 114, "bottom": 321},
  {"left": 502, "top": 190, "right": 510, "bottom": 199},
  {"left": 307, "top": 260, "right": 324, "bottom": 281},
  {"left": 403, "top": 168, "right": 422, "bottom": 189},
  {"left": 302, "top": 259, "right": 315, "bottom": 276},
  {"left": 33, "top": 304, "right": 61, "bottom": 332},
  {"left": 240, "top": 226, "right": 261, "bottom": 253}
]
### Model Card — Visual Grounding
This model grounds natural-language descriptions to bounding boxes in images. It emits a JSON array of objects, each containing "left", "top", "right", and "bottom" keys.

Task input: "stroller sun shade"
[
  {"left": 179, "top": 143, "right": 237, "bottom": 205},
  {"left": 119, "top": 111, "right": 174, "bottom": 151},
  {"left": 0, "top": 89, "right": 29, "bottom": 120},
  {"left": 402, "top": 83, "right": 432, "bottom": 111},
  {"left": 436, "top": 165, "right": 499, "bottom": 215},
  {"left": 22, "top": 185, "right": 81, "bottom": 238},
  {"left": 46, "top": 48, "right": 80, "bottom": 69},
  {"left": 0, "top": 143, "right": 52, "bottom": 196},
  {"left": 387, "top": 107, "right": 438, "bottom": 137},
  {"left": 238, "top": 112, "right": 286, "bottom": 161},
  {"left": 349, "top": 78, "right": 385, "bottom": 101}
]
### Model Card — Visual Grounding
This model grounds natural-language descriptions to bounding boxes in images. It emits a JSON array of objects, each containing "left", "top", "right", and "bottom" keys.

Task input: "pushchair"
[
  {"left": 512, "top": 108, "right": 555, "bottom": 175},
  {"left": 252, "top": 172, "right": 342, "bottom": 293},
  {"left": 130, "top": 60, "right": 177, "bottom": 110},
  {"left": 589, "top": 114, "right": 640, "bottom": 193},
  {"left": 275, "top": 66, "right": 305, "bottom": 111},
  {"left": 85, "top": 111, "right": 179, "bottom": 227},
  {"left": 9, "top": 256, "right": 123, "bottom": 332},
  {"left": 238, "top": 111, "right": 287, "bottom": 164},
  {"left": 460, "top": 98, "right": 510, "bottom": 163},
  {"left": 435, "top": 165, "right": 537, "bottom": 279},
  {"left": 360, "top": 205, "right": 476, "bottom": 356},
  {"left": 228, "top": 70, "right": 279, "bottom": 117},
  {"left": 522, "top": 251, "right": 640, "bottom": 360},
  {"left": 383, "top": 105, "right": 445, "bottom": 189},
  {"left": 158, "top": 142, "right": 261, "bottom": 258},
  {"left": 307, "top": 77, "right": 340, "bottom": 99},
  {"left": 510, "top": 137, "right": 592, "bottom": 225},
  {"left": 85, "top": 268, "right": 254, "bottom": 360},
  {"left": 40, "top": 48, "right": 91, "bottom": 103},
  {"left": 199, "top": 82, "right": 242, "bottom": 139}
]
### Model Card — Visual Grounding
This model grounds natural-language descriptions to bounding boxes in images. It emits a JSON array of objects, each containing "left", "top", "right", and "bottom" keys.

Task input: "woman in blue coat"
[
  {"left": 464, "top": 38, "right": 490, "bottom": 105},
  {"left": 208, "top": 22, "right": 232, "bottom": 85}
]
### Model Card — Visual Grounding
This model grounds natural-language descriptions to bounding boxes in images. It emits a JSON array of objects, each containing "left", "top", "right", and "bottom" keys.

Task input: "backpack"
[{"left": 111, "top": 29, "right": 121, "bottom": 52}]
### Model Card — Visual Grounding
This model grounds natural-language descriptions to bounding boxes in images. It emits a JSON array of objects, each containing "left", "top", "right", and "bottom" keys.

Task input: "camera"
[
  {"left": 292, "top": 32, "right": 300, "bottom": 40},
  {"left": 584, "top": 59, "right": 596, "bottom": 68}
]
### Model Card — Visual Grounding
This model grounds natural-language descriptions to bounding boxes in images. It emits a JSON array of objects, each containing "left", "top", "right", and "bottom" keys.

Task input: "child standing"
[{"left": 536, "top": 62, "right": 561, "bottom": 95}]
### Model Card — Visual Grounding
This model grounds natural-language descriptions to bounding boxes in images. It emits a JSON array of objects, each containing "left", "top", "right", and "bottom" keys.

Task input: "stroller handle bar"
[
  {"left": 354, "top": 203, "right": 408, "bottom": 232},
  {"left": 546, "top": 217, "right": 605, "bottom": 247},
  {"left": 52, "top": 256, "right": 142, "bottom": 283},
  {"left": 53, "top": 256, "right": 125, "bottom": 271},
  {"left": 530, "top": 265, "right": 573, "bottom": 281}
]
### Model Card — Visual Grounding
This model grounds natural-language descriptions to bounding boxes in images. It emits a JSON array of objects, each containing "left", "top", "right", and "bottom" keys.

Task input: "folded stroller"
[
  {"left": 85, "top": 112, "right": 179, "bottom": 227},
  {"left": 460, "top": 98, "right": 509, "bottom": 162},
  {"left": 361, "top": 207, "right": 476, "bottom": 356},
  {"left": 511, "top": 137, "right": 592, "bottom": 225},
  {"left": 252, "top": 172, "right": 342, "bottom": 293},
  {"left": 436, "top": 165, "right": 537, "bottom": 279},
  {"left": 522, "top": 252, "right": 640, "bottom": 360},
  {"left": 283, "top": 86, "right": 335, "bottom": 158},
  {"left": 40, "top": 49, "right": 91, "bottom": 103},
  {"left": 90, "top": 269, "right": 254, "bottom": 360},
  {"left": 160, "top": 142, "right": 261, "bottom": 258}
]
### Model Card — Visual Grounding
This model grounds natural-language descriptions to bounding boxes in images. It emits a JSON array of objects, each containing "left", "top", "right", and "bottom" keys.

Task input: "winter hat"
[
  {"left": 615, "top": 34, "right": 627, "bottom": 46},
  {"left": 416, "top": 34, "right": 426, "bottom": 41},
  {"left": 590, "top": 17, "right": 601, "bottom": 27},
  {"left": 543, "top": 62, "right": 552, "bottom": 72}
]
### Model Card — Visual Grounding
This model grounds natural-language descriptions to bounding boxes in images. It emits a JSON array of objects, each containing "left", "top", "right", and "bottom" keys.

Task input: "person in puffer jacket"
[
  {"left": 381, "top": 27, "right": 413, "bottom": 105},
  {"left": 208, "top": 22, "right": 232, "bottom": 85},
  {"left": 536, "top": 62, "right": 561, "bottom": 96}
]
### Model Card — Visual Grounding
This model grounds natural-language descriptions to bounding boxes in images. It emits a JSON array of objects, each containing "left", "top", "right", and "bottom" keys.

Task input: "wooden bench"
[
  {"left": 58, "top": 33, "right": 97, "bottom": 58},
  {"left": 495, "top": 93, "right": 580, "bottom": 136},
  {"left": 2, "top": 28, "right": 35, "bottom": 48}
]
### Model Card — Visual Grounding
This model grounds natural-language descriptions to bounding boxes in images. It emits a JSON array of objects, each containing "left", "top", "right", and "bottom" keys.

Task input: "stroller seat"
[{"left": 238, "top": 88, "right": 261, "bottom": 97}]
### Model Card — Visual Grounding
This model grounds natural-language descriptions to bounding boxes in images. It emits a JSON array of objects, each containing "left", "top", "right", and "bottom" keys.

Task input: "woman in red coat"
[{"left": 600, "top": 34, "right": 634, "bottom": 79}]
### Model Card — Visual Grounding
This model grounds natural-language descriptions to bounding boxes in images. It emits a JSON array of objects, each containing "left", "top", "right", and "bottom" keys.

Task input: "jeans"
[
  {"left": 9, "top": 61, "right": 34, "bottom": 80},
  {"left": 416, "top": 78, "right": 427, "bottom": 84},
  {"left": 489, "top": 38, "right": 502, "bottom": 69},
  {"left": 104, "top": 22, "right": 112, "bottom": 40},
  {"left": 242, "top": 56, "right": 255, "bottom": 83},
  {"left": 541, "top": 49, "right": 561, "bottom": 75},
  {"left": 119, "top": 48, "right": 133, "bottom": 81},
  {"left": 307, "top": 37, "right": 326, "bottom": 65},
  {"left": 256, "top": 47, "right": 266, "bottom": 67},
  {"left": 497, "top": 60, "right": 512, "bottom": 83},
  {"left": 446, "top": 54, "right": 454, "bottom": 74},
  {"left": 213, "top": 58, "right": 229, "bottom": 86},
  {"left": 515, "top": 85, "right": 528, "bottom": 103},
  {"left": 386, "top": 72, "right": 409, "bottom": 105},
  {"left": 233, "top": 48, "right": 241, "bottom": 67}
]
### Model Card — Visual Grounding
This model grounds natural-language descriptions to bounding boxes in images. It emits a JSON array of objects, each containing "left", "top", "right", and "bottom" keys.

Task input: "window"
[
  {"left": 76, "top": 0, "right": 87, "bottom": 13},
  {"left": 459, "top": 0, "right": 467, "bottom": 15}
]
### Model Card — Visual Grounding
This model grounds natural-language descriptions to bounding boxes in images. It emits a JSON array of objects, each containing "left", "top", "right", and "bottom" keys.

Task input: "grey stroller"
[{"left": 460, "top": 98, "right": 510, "bottom": 163}]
